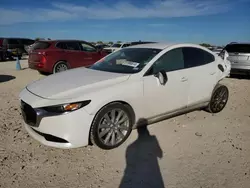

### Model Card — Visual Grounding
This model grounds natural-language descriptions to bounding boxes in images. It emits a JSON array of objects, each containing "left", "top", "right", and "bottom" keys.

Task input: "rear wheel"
[
  {"left": 90, "top": 103, "right": 133, "bottom": 150},
  {"left": 206, "top": 84, "right": 229, "bottom": 113},
  {"left": 53, "top": 61, "right": 68, "bottom": 74}
]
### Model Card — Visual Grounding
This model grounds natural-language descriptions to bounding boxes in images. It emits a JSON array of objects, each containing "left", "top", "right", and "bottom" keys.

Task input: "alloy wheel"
[
  {"left": 55, "top": 63, "right": 68, "bottom": 73},
  {"left": 97, "top": 109, "right": 130, "bottom": 146},
  {"left": 210, "top": 86, "right": 229, "bottom": 113}
]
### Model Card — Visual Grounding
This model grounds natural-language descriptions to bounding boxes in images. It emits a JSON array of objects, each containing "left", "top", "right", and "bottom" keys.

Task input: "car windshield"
[
  {"left": 112, "top": 43, "right": 122, "bottom": 48},
  {"left": 89, "top": 48, "right": 161, "bottom": 74}
]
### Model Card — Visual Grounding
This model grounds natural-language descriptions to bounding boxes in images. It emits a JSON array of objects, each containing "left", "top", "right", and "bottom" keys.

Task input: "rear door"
[
  {"left": 182, "top": 47, "right": 217, "bottom": 106},
  {"left": 61, "top": 42, "right": 83, "bottom": 68},
  {"left": 225, "top": 44, "right": 250, "bottom": 66},
  {"left": 79, "top": 42, "right": 102, "bottom": 66}
]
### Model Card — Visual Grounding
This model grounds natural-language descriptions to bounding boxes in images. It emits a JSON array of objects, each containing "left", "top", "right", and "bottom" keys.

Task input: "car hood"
[{"left": 26, "top": 67, "right": 130, "bottom": 100}]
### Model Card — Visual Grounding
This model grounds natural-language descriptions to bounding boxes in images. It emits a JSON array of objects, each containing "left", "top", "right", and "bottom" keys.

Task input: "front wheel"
[
  {"left": 90, "top": 103, "right": 133, "bottom": 150},
  {"left": 206, "top": 84, "right": 229, "bottom": 113}
]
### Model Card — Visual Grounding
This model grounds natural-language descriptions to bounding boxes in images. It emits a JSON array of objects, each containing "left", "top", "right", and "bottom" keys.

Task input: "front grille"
[
  {"left": 21, "top": 100, "right": 37, "bottom": 126},
  {"left": 32, "top": 128, "right": 69, "bottom": 143}
]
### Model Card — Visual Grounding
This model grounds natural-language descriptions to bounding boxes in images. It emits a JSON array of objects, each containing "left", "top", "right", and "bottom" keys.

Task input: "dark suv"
[
  {"left": 0, "top": 38, "right": 35, "bottom": 60},
  {"left": 28, "top": 40, "right": 108, "bottom": 74},
  {"left": 222, "top": 42, "right": 250, "bottom": 75}
]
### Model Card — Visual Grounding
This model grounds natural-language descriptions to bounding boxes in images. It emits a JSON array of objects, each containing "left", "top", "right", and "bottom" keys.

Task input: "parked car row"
[
  {"left": 28, "top": 40, "right": 108, "bottom": 74},
  {"left": 20, "top": 42, "right": 231, "bottom": 150},
  {"left": 103, "top": 41, "right": 156, "bottom": 54},
  {"left": 27, "top": 40, "right": 158, "bottom": 74}
]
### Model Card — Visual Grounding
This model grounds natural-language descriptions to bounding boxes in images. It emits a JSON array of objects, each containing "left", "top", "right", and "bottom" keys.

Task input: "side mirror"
[{"left": 154, "top": 70, "right": 168, "bottom": 85}]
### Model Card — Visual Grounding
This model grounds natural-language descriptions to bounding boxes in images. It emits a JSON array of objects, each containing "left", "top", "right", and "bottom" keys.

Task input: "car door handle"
[{"left": 181, "top": 77, "right": 188, "bottom": 82}]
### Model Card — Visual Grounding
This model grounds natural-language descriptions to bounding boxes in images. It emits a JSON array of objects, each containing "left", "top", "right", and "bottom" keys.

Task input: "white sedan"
[{"left": 19, "top": 43, "right": 231, "bottom": 149}]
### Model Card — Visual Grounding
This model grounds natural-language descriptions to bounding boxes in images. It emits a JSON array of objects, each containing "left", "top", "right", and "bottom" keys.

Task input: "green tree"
[
  {"left": 97, "top": 41, "right": 103, "bottom": 44},
  {"left": 108, "top": 41, "right": 114, "bottom": 45},
  {"left": 117, "top": 41, "right": 122, "bottom": 44}
]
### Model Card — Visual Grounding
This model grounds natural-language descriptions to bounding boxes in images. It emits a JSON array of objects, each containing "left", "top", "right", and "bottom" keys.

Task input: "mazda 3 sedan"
[{"left": 19, "top": 43, "right": 231, "bottom": 150}]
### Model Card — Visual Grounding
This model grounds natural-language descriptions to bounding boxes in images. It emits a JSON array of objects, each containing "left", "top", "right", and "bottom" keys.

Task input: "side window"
[
  {"left": 80, "top": 43, "right": 97, "bottom": 52},
  {"left": 183, "top": 47, "right": 215, "bottom": 68},
  {"left": 56, "top": 42, "right": 67, "bottom": 49},
  {"left": 152, "top": 48, "right": 184, "bottom": 74},
  {"left": 65, "top": 42, "right": 81, "bottom": 51}
]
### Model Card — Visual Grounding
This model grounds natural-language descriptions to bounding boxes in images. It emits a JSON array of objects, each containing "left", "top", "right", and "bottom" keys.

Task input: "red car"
[{"left": 28, "top": 40, "right": 108, "bottom": 74}]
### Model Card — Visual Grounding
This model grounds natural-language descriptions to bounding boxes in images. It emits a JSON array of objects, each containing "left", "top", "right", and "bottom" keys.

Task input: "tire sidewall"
[{"left": 90, "top": 103, "right": 133, "bottom": 150}]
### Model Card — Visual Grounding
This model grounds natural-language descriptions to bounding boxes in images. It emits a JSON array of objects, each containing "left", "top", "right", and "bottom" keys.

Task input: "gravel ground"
[{"left": 1, "top": 60, "right": 250, "bottom": 188}]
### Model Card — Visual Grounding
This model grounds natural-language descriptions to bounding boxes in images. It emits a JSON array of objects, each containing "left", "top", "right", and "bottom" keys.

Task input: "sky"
[{"left": 0, "top": 0, "right": 249, "bottom": 45}]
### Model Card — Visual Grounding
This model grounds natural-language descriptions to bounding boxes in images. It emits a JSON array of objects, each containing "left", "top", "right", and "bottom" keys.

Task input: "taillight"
[
  {"left": 37, "top": 55, "right": 46, "bottom": 68},
  {"left": 41, "top": 55, "right": 47, "bottom": 64}
]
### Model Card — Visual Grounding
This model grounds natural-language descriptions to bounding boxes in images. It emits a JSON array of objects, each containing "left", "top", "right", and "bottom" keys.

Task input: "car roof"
[{"left": 126, "top": 42, "right": 204, "bottom": 50}]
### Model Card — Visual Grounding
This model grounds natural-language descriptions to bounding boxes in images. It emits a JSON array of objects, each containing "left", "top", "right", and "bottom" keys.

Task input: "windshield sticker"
[
  {"left": 122, "top": 61, "right": 140, "bottom": 68},
  {"left": 116, "top": 59, "right": 127, "bottom": 64}
]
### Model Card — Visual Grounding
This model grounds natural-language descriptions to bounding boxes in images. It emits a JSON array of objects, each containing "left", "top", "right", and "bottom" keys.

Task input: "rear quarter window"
[{"left": 32, "top": 42, "right": 51, "bottom": 50}]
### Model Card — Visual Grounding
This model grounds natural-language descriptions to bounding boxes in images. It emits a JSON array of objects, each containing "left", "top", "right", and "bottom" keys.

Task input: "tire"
[
  {"left": 206, "top": 84, "right": 229, "bottom": 114},
  {"left": 53, "top": 61, "right": 68, "bottom": 74},
  {"left": 90, "top": 102, "right": 133, "bottom": 150}
]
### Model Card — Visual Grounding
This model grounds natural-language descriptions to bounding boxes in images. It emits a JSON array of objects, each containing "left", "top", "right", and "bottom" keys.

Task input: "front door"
[
  {"left": 63, "top": 42, "right": 84, "bottom": 68},
  {"left": 143, "top": 48, "right": 189, "bottom": 118}
]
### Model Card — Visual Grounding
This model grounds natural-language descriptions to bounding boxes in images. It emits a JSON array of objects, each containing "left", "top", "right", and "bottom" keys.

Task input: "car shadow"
[
  {"left": 0, "top": 75, "right": 16, "bottom": 83},
  {"left": 119, "top": 122, "right": 165, "bottom": 188}
]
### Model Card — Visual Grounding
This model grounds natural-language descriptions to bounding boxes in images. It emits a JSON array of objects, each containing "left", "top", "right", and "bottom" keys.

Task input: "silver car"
[{"left": 222, "top": 42, "right": 250, "bottom": 75}]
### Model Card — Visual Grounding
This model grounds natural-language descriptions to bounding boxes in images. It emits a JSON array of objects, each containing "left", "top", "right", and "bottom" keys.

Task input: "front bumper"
[{"left": 20, "top": 98, "right": 95, "bottom": 149}]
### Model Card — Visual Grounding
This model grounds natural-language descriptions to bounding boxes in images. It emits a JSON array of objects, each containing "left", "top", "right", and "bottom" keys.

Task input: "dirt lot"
[{"left": 1, "top": 60, "right": 250, "bottom": 188}]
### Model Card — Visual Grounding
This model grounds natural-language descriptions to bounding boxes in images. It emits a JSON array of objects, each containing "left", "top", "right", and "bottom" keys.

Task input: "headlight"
[{"left": 43, "top": 100, "right": 91, "bottom": 113}]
